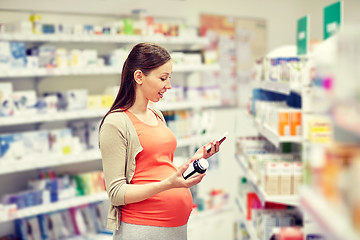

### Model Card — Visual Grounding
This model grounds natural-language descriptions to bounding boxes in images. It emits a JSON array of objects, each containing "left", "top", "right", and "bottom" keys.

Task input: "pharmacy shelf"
[
  {"left": 0, "top": 64, "right": 219, "bottom": 78},
  {"left": 153, "top": 100, "right": 222, "bottom": 111},
  {"left": 172, "top": 64, "right": 220, "bottom": 72},
  {"left": 252, "top": 81, "right": 303, "bottom": 96},
  {"left": 0, "top": 66, "right": 121, "bottom": 78},
  {"left": 189, "top": 204, "right": 233, "bottom": 221},
  {"left": 235, "top": 196, "right": 257, "bottom": 240},
  {"left": 0, "top": 149, "right": 102, "bottom": 175},
  {"left": 0, "top": 192, "right": 108, "bottom": 223},
  {"left": 332, "top": 102, "right": 360, "bottom": 139},
  {"left": 0, "top": 33, "right": 209, "bottom": 45},
  {"left": 300, "top": 187, "right": 360, "bottom": 240},
  {"left": 0, "top": 135, "right": 211, "bottom": 175},
  {"left": 177, "top": 134, "right": 213, "bottom": 148},
  {"left": 253, "top": 119, "right": 302, "bottom": 147},
  {"left": 0, "top": 109, "right": 108, "bottom": 127},
  {"left": 253, "top": 81, "right": 291, "bottom": 95},
  {"left": 0, "top": 99, "right": 222, "bottom": 128},
  {"left": 235, "top": 154, "right": 299, "bottom": 206}
]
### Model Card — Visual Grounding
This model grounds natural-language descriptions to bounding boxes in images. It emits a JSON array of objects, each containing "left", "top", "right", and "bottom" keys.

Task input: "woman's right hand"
[{"left": 164, "top": 162, "right": 206, "bottom": 189}]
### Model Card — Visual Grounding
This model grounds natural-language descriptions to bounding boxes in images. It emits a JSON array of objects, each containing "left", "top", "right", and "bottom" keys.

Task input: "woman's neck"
[{"left": 129, "top": 98, "right": 149, "bottom": 115}]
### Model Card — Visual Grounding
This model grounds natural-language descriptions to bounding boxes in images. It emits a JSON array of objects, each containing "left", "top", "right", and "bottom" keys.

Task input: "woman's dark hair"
[{"left": 99, "top": 42, "right": 171, "bottom": 130}]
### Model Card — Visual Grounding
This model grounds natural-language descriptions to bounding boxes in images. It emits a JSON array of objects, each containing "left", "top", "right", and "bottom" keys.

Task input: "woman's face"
[{"left": 141, "top": 60, "right": 172, "bottom": 102}]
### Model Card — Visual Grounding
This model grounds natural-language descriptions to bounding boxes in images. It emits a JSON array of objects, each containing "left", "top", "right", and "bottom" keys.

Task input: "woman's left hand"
[{"left": 190, "top": 140, "right": 220, "bottom": 162}]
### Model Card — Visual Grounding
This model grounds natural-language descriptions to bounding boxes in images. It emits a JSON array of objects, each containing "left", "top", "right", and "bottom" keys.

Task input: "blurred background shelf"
[
  {"left": 253, "top": 119, "right": 302, "bottom": 148},
  {"left": 0, "top": 191, "right": 108, "bottom": 223},
  {"left": 235, "top": 154, "right": 299, "bottom": 206},
  {"left": 300, "top": 187, "right": 360, "bottom": 240},
  {"left": 0, "top": 149, "right": 102, "bottom": 175},
  {"left": 0, "top": 32, "right": 209, "bottom": 45}
]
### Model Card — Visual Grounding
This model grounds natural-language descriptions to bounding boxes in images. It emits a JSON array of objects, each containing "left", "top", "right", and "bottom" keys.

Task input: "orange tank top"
[{"left": 121, "top": 109, "right": 193, "bottom": 227}]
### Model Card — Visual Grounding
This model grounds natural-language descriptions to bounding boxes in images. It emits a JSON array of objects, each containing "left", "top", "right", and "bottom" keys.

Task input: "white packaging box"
[
  {"left": 64, "top": 89, "right": 88, "bottom": 111},
  {"left": 38, "top": 46, "right": 56, "bottom": 68},
  {"left": 13, "top": 90, "right": 37, "bottom": 116},
  {"left": 0, "top": 41, "right": 11, "bottom": 69},
  {"left": 0, "top": 133, "right": 23, "bottom": 161},
  {"left": 279, "top": 162, "right": 292, "bottom": 195},
  {"left": 9, "top": 42, "right": 27, "bottom": 68},
  {"left": 264, "top": 162, "right": 280, "bottom": 195},
  {"left": 3, "top": 21, "right": 32, "bottom": 33},
  {"left": 22, "top": 130, "right": 50, "bottom": 159},
  {"left": 69, "top": 121, "right": 87, "bottom": 150},
  {"left": 87, "top": 119, "right": 101, "bottom": 149},
  {"left": 292, "top": 162, "right": 302, "bottom": 194},
  {"left": 26, "top": 56, "right": 39, "bottom": 69},
  {"left": 48, "top": 128, "right": 73, "bottom": 155},
  {"left": 0, "top": 82, "right": 14, "bottom": 116}
]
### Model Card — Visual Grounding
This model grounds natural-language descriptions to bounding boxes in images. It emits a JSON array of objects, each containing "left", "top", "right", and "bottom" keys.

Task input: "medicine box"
[
  {"left": 0, "top": 82, "right": 14, "bottom": 117},
  {"left": 13, "top": 90, "right": 37, "bottom": 116}
]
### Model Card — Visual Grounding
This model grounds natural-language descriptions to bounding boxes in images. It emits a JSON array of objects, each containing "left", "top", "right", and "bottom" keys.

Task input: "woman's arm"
[
  {"left": 124, "top": 163, "right": 205, "bottom": 204},
  {"left": 124, "top": 141, "right": 220, "bottom": 204},
  {"left": 100, "top": 122, "right": 129, "bottom": 206}
]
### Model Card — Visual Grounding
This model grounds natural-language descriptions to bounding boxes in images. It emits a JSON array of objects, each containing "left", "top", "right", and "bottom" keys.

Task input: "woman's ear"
[{"left": 134, "top": 70, "right": 143, "bottom": 85}]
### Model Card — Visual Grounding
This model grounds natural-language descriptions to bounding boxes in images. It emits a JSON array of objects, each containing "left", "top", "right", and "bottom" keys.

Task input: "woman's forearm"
[{"left": 123, "top": 180, "right": 172, "bottom": 204}]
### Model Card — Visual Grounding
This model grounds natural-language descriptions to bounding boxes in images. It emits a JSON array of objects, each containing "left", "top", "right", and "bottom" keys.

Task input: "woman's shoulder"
[{"left": 102, "top": 111, "right": 130, "bottom": 128}]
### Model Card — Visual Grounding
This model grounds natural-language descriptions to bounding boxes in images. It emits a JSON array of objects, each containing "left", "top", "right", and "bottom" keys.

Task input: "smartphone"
[{"left": 206, "top": 131, "right": 228, "bottom": 153}]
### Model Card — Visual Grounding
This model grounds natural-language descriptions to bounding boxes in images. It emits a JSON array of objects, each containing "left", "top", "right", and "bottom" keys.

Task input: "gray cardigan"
[{"left": 99, "top": 108, "right": 165, "bottom": 230}]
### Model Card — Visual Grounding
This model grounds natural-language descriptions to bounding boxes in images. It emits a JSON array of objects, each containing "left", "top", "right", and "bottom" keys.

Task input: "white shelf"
[
  {"left": 300, "top": 187, "right": 360, "bottom": 240},
  {"left": 0, "top": 149, "right": 102, "bottom": 175},
  {"left": 0, "top": 64, "right": 219, "bottom": 79},
  {"left": 253, "top": 119, "right": 302, "bottom": 147},
  {"left": 235, "top": 196, "right": 257, "bottom": 240},
  {"left": 153, "top": 100, "right": 222, "bottom": 111},
  {"left": 235, "top": 154, "right": 299, "bottom": 206},
  {"left": 0, "top": 109, "right": 108, "bottom": 127},
  {"left": 0, "top": 33, "right": 209, "bottom": 45},
  {"left": 177, "top": 134, "right": 213, "bottom": 148},
  {"left": 0, "top": 135, "right": 210, "bottom": 175},
  {"left": 252, "top": 80, "right": 302, "bottom": 96},
  {"left": 0, "top": 192, "right": 108, "bottom": 223},
  {"left": 0, "top": 66, "right": 122, "bottom": 78},
  {"left": 172, "top": 64, "right": 220, "bottom": 72},
  {"left": 188, "top": 204, "right": 233, "bottom": 221}
]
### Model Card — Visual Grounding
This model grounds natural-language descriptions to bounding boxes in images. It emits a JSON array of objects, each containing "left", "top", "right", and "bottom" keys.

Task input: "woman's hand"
[
  {"left": 164, "top": 162, "right": 206, "bottom": 189},
  {"left": 190, "top": 140, "right": 220, "bottom": 162}
]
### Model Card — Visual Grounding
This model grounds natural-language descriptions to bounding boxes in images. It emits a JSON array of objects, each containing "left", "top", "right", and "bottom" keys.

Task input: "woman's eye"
[{"left": 161, "top": 78, "right": 167, "bottom": 81}]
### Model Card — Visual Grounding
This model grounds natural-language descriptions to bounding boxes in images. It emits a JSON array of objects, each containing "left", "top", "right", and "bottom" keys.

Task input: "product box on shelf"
[
  {"left": 48, "top": 128, "right": 73, "bottom": 155},
  {"left": 38, "top": 46, "right": 56, "bottom": 68},
  {"left": 12, "top": 90, "right": 37, "bottom": 116},
  {"left": 22, "top": 130, "right": 50, "bottom": 158},
  {"left": 64, "top": 89, "right": 88, "bottom": 111},
  {"left": 279, "top": 162, "right": 292, "bottom": 195},
  {"left": 0, "top": 82, "right": 14, "bottom": 117},
  {"left": 264, "top": 162, "right": 280, "bottom": 195},
  {"left": 0, "top": 133, "right": 23, "bottom": 161},
  {"left": 87, "top": 119, "right": 101, "bottom": 149},
  {"left": 69, "top": 121, "right": 87, "bottom": 150}
]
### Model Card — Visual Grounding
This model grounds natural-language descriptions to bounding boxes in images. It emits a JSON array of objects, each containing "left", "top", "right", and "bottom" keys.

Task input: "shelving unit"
[
  {"left": 0, "top": 191, "right": 108, "bottom": 223},
  {"left": 235, "top": 154, "right": 299, "bottom": 206},
  {"left": 300, "top": 187, "right": 360, "bottom": 240},
  {"left": 253, "top": 119, "right": 302, "bottom": 148},
  {"left": 0, "top": 32, "right": 209, "bottom": 45},
  {"left": 0, "top": 13, "right": 225, "bottom": 238},
  {"left": 0, "top": 149, "right": 101, "bottom": 175},
  {"left": 0, "top": 63, "right": 219, "bottom": 78},
  {"left": 234, "top": 197, "right": 257, "bottom": 240}
]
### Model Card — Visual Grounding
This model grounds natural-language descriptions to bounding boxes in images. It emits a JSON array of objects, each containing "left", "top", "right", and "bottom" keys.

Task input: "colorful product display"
[{"left": 0, "top": 170, "right": 106, "bottom": 222}]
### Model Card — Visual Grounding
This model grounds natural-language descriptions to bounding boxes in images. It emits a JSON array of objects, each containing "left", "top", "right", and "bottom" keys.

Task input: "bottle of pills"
[{"left": 183, "top": 158, "right": 209, "bottom": 180}]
